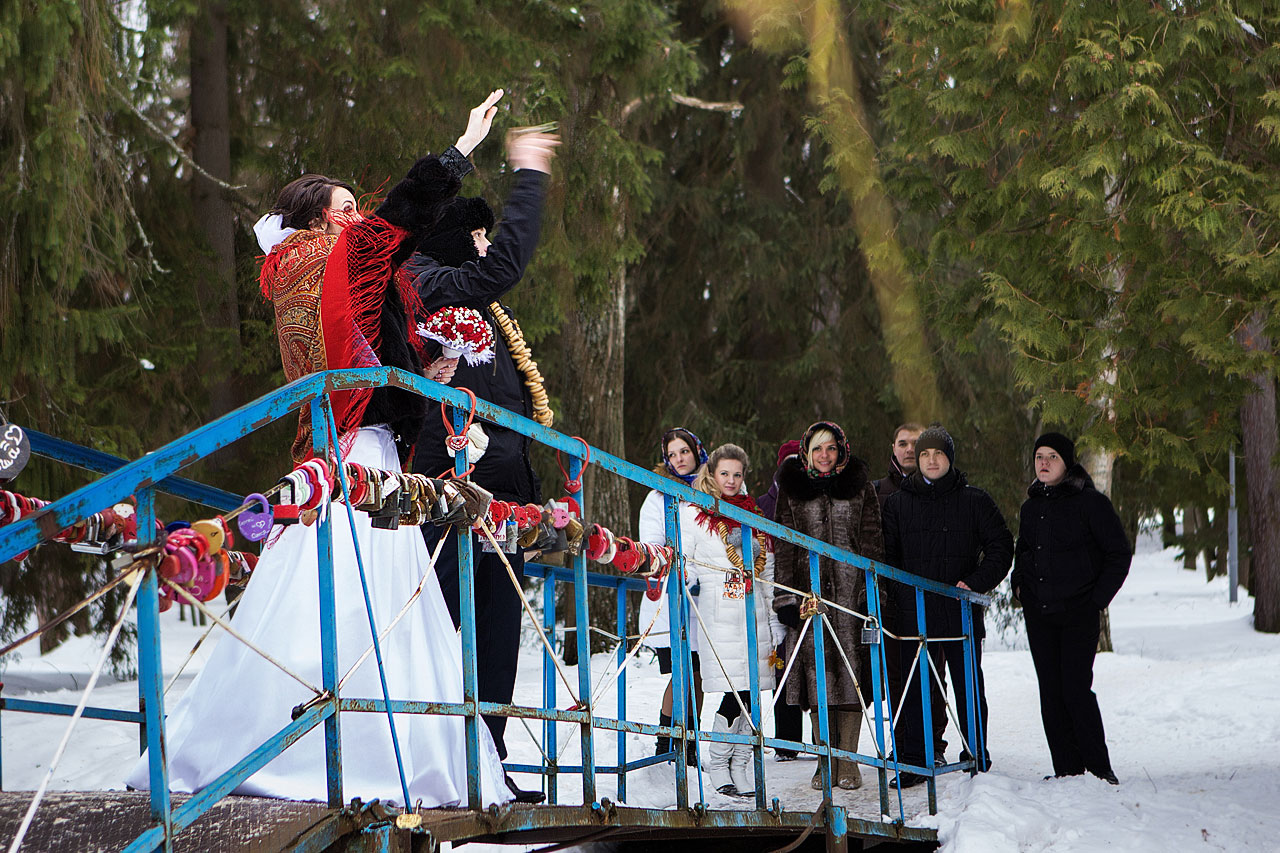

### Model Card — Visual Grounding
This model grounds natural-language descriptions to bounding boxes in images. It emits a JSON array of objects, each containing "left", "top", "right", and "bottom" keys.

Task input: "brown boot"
[{"left": 835, "top": 709, "right": 863, "bottom": 790}]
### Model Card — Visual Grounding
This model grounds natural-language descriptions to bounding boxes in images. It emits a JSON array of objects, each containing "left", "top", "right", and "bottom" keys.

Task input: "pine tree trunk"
[
  {"left": 1160, "top": 508, "right": 1177, "bottom": 549},
  {"left": 1237, "top": 311, "right": 1280, "bottom": 632},
  {"left": 1181, "top": 507, "right": 1200, "bottom": 572},
  {"left": 190, "top": 0, "right": 240, "bottom": 419},
  {"left": 558, "top": 261, "right": 630, "bottom": 655}
]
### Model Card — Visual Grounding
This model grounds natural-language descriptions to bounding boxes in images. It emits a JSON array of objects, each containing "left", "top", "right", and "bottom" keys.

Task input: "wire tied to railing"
[
  {"left": 474, "top": 516, "right": 581, "bottom": 707},
  {"left": 6, "top": 569, "right": 145, "bottom": 853},
  {"left": 163, "top": 578, "right": 321, "bottom": 696},
  {"left": 0, "top": 558, "right": 151, "bottom": 659}
]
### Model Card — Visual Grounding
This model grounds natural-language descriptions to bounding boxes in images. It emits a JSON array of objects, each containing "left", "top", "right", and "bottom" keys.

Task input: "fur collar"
[
  {"left": 776, "top": 453, "right": 870, "bottom": 501},
  {"left": 1027, "top": 463, "right": 1095, "bottom": 498}
]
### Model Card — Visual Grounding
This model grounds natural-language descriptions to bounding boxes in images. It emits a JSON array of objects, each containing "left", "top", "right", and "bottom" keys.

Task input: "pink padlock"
[
  {"left": 170, "top": 546, "right": 198, "bottom": 586},
  {"left": 189, "top": 556, "right": 217, "bottom": 601}
]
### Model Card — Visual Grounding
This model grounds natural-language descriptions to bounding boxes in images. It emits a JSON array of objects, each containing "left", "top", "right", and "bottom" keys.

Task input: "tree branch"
[{"left": 622, "top": 91, "right": 745, "bottom": 122}]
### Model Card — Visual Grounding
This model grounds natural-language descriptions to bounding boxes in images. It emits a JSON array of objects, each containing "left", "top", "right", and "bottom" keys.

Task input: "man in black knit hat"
[
  {"left": 881, "top": 425, "right": 1013, "bottom": 789},
  {"left": 405, "top": 129, "right": 558, "bottom": 804}
]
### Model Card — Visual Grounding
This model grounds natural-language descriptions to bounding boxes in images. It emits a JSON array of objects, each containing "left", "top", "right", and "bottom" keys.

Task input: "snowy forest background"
[{"left": 3, "top": 0, "right": 1280, "bottom": 658}]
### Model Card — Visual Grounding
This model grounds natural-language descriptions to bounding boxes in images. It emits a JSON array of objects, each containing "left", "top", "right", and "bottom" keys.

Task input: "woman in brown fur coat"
[{"left": 772, "top": 421, "right": 885, "bottom": 789}]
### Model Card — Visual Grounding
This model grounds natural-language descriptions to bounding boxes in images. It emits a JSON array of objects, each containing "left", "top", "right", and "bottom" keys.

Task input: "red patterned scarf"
[
  {"left": 319, "top": 216, "right": 428, "bottom": 449},
  {"left": 259, "top": 230, "right": 338, "bottom": 462}
]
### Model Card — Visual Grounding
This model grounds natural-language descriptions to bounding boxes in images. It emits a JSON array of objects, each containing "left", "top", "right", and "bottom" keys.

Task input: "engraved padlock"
[
  {"left": 237, "top": 494, "right": 274, "bottom": 542},
  {"left": 192, "top": 519, "right": 225, "bottom": 554}
]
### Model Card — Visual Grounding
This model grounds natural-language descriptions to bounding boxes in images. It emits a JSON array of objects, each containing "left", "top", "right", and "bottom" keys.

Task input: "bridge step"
[
  {"left": 0, "top": 791, "right": 333, "bottom": 852},
  {"left": 0, "top": 792, "right": 937, "bottom": 851}
]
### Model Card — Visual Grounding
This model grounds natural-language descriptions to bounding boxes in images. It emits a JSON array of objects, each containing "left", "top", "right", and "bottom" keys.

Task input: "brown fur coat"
[{"left": 772, "top": 454, "right": 885, "bottom": 709}]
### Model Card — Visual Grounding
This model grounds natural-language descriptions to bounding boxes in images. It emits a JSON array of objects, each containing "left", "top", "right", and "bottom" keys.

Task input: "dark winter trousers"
[
  {"left": 884, "top": 634, "right": 948, "bottom": 756},
  {"left": 1024, "top": 605, "right": 1113, "bottom": 777},
  {"left": 773, "top": 652, "right": 804, "bottom": 748},
  {"left": 424, "top": 524, "right": 524, "bottom": 761},
  {"left": 895, "top": 635, "right": 988, "bottom": 768}
]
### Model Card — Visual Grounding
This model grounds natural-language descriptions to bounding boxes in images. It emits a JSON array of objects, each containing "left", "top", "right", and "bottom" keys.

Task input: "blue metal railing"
[{"left": 0, "top": 368, "right": 990, "bottom": 849}]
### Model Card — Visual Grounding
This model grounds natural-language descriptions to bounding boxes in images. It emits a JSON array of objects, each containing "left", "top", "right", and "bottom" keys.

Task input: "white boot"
[
  {"left": 709, "top": 713, "right": 737, "bottom": 795},
  {"left": 836, "top": 709, "right": 864, "bottom": 790},
  {"left": 729, "top": 713, "right": 756, "bottom": 797}
]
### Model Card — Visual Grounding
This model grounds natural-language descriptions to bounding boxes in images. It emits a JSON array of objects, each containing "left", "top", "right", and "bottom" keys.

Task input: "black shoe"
[
  {"left": 1091, "top": 769, "right": 1120, "bottom": 785},
  {"left": 505, "top": 773, "right": 546, "bottom": 804},
  {"left": 776, "top": 749, "right": 799, "bottom": 762},
  {"left": 889, "top": 771, "right": 929, "bottom": 789},
  {"left": 959, "top": 750, "right": 992, "bottom": 770},
  {"left": 1044, "top": 771, "right": 1084, "bottom": 780}
]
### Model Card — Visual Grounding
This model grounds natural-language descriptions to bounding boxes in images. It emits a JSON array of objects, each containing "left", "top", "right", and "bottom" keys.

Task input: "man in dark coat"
[
  {"left": 1012, "top": 432, "right": 1130, "bottom": 784},
  {"left": 873, "top": 422, "right": 926, "bottom": 750},
  {"left": 881, "top": 425, "right": 1013, "bottom": 788},
  {"left": 406, "top": 130, "right": 558, "bottom": 804},
  {"left": 874, "top": 422, "right": 923, "bottom": 508}
]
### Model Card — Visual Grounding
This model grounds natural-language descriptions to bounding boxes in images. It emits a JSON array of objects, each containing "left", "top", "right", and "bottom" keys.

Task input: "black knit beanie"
[
  {"left": 1034, "top": 432, "right": 1076, "bottom": 467},
  {"left": 915, "top": 425, "right": 954, "bottom": 465},
  {"left": 415, "top": 196, "right": 496, "bottom": 267}
]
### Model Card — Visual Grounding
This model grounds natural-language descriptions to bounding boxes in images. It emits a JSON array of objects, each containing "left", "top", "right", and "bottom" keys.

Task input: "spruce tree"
[{"left": 877, "top": 0, "right": 1280, "bottom": 630}]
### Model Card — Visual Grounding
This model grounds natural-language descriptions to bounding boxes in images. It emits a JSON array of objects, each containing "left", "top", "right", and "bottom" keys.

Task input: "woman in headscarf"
[
  {"left": 637, "top": 427, "right": 708, "bottom": 763},
  {"left": 683, "top": 444, "right": 784, "bottom": 797},
  {"left": 772, "top": 421, "right": 883, "bottom": 790},
  {"left": 127, "top": 93, "right": 519, "bottom": 808}
]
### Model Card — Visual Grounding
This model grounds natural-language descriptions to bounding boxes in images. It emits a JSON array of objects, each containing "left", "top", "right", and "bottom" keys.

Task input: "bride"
[{"left": 126, "top": 92, "right": 517, "bottom": 808}]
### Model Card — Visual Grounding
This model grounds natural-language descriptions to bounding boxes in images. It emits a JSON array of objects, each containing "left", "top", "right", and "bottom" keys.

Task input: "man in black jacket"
[
  {"left": 881, "top": 425, "right": 1013, "bottom": 788},
  {"left": 1012, "top": 433, "right": 1130, "bottom": 784},
  {"left": 405, "top": 129, "right": 558, "bottom": 804}
]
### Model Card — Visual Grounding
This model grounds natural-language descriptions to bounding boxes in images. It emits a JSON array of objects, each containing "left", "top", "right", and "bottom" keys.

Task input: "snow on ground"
[{"left": 3, "top": 532, "right": 1279, "bottom": 851}]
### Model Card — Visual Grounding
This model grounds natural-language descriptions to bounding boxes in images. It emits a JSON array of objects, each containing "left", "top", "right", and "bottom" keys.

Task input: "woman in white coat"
[
  {"left": 637, "top": 427, "right": 707, "bottom": 763},
  {"left": 683, "top": 443, "right": 785, "bottom": 797}
]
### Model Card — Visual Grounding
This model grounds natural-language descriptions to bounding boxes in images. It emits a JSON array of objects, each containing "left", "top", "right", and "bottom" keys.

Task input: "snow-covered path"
[
  {"left": 3, "top": 533, "right": 1277, "bottom": 851},
  {"left": 927, "top": 535, "right": 1280, "bottom": 852}
]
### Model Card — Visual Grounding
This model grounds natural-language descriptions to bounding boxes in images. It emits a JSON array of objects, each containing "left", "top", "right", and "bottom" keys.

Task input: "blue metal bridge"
[{"left": 0, "top": 369, "right": 991, "bottom": 851}]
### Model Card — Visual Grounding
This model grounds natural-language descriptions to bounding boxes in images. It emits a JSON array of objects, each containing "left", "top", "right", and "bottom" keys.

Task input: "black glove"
[{"left": 776, "top": 604, "right": 801, "bottom": 630}]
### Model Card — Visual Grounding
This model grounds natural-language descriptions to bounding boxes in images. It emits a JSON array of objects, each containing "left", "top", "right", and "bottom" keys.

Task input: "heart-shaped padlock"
[{"left": 237, "top": 494, "right": 273, "bottom": 542}]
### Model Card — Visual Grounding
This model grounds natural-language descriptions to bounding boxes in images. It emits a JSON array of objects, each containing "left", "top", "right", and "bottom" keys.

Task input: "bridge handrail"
[{"left": 0, "top": 368, "right": 989, "bottom": 608}]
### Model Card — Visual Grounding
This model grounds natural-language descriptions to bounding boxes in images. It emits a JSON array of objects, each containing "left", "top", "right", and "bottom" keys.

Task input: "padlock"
[
  {"left": 370, "top": 500, "right": 401, "bottom": 530},
  {"left": 504, "top": 518, "right": 518, "bottom": 553},
  {"left": 192, "top": 519, "right": 225, "bottom": 554},
  {"left": 157, "top": 551, "right": 181, "bottom": 581},
  {"left": 272, "top": 504, "right": 301, "bottom": 526},
  {"left": 237, "top": 494, "right": 274, "bottom": 542},
  {"left": 190, "top": 556, "right": 217, "bottom": 601}
]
